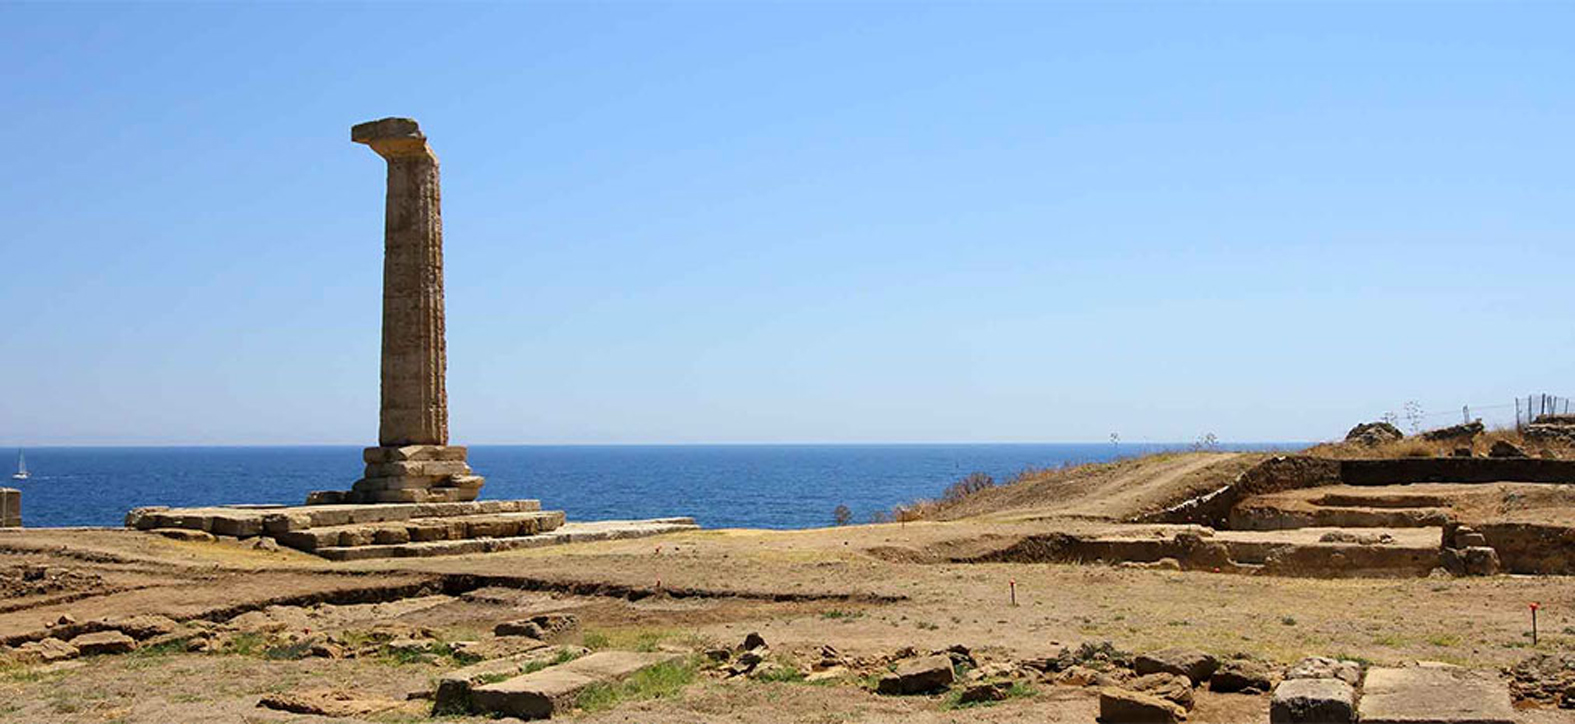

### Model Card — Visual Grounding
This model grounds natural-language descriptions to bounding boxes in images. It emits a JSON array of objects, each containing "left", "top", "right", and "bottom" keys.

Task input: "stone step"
[
  {"left": 278, "top": 511, "right": 567, "bottom": 552},
  {"left": 1229, "top": 504, "right": 1451, "bottom": 531},
  {"left": 126, "top": 499, "right": 543, "bottom": 537},
  {"left": 469, "top": 650, "right": 683, "bottom": 719},
  {"left": 315, "top": 518, "right": 699, "bottom": 561}
]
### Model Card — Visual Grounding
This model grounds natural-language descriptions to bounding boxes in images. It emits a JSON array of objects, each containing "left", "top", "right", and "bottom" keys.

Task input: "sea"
[{"left": 3, "top": 443, "right": 1299, "bottom": 529}]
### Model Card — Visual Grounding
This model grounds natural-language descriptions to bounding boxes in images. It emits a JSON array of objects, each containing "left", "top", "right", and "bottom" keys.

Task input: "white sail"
[{"left": 11, "top": 451, "right": 26, "bottom": 480}]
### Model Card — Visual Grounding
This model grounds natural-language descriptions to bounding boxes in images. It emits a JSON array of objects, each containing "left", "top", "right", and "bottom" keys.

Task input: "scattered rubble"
[{"left": 1507, "top": 652, "right": 1575, "bottom": 709}]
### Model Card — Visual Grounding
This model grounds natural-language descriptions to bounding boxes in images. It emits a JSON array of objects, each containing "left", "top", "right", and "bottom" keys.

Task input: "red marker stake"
[{"left": 1530, "top": 602, "right": 1541, "bottom": 646}]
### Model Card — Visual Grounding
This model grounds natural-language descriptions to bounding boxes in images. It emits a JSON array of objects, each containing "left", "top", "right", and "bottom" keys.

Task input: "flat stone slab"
[
  {"left": 1358, "top": 665, "right": 1516, "bottom": 724},
  {"left": 316, "top": 517, "right": 699, "bottom": 561},
  {"left": 126, "top": 499, "right": 543, "bottom": 535},
  {"left": 470, "top": 650, "right": 682, "bottom": 719},
  {"left": 1271, "top": 678, "right": 1354, "bottom": 723}
]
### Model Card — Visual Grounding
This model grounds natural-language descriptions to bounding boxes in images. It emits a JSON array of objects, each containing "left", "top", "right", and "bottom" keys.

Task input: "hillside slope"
[{"left": 935, "top": 451, "right": 1267, "bottom": 523}]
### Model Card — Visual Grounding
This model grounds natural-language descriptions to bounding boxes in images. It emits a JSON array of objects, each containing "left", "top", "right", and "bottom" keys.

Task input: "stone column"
[
  {"left": 353, "top": 117, "right": 448, "bottom": 447},
  {"left": 331, "top": 118, "right": 481, "bottom": 505}
]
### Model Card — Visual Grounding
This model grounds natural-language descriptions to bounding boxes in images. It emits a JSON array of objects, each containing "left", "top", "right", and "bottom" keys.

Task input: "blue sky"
[{"left": 1, "top": 2, "right": 1570, "bottom": 445}]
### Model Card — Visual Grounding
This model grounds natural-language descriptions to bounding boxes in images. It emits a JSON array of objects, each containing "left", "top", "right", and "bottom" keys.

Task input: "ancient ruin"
[
  {"left": 117, "top": 119, "right": 698, "bottom": 560},
  {"left": 309, "top": 117, "right": 481, "bottom": 506}
]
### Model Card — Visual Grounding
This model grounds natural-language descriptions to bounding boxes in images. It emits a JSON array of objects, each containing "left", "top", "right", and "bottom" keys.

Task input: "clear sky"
[{"left": 1, "top": 2, "right": 1570, "bottom": 446}]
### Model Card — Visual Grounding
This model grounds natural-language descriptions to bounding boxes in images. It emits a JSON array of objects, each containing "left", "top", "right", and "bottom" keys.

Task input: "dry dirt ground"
[{"left": 1, "top": 453, "right": 1572, "bottom": 723}]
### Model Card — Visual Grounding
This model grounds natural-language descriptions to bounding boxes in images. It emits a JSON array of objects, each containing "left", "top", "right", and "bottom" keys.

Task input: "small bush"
[
  {"left": 941, "top": 472, "right": 996, "bottom": 504},
  {"left": 832, "top": 505, "right": 853, "bottom": 526}
]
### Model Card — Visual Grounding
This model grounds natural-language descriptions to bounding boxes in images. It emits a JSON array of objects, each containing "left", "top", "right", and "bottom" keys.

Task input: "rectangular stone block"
[
  {"left": 262, "top": 512, "right": 312, "bottom": 535},
  {"left": 373, "top": 526, "right": 411, "bottom": 545},
  {"left": 338, "top": 527, "right": 376, "bottom": 547},
  {"left": 465, "top": 518, "right": 520, "bottom": 538},
  {"left": 209, "top": 514, "right": 263, "bottom": 538},
  {"left": 277, "top": 528, "right": 340, "bottom": 552},
  {"left": 406, "top": 521, "right": 450, "bottom": 542},
  {"left": 304, "top": 490, "right": 346, "bottom": 506},
  {"left": 365, "top": 460, "right": 471, "bottom": 479},
  {"left": 470, "top": 651, "right": 682, "bottom": 719},
  {"left": 362, "top": 445, "right": 468, "bottom": 464},
  {"left": 352, "top": 475, "right": 444, "bottom": 492},
  {"left": 1357, "top": 665, "right": 1515, "bottom": 724}
]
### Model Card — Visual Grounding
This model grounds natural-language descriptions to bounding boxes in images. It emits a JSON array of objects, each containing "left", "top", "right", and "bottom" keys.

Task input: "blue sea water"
[{"left": 2, "top": 443, "right": 1298, "bottom": 529}]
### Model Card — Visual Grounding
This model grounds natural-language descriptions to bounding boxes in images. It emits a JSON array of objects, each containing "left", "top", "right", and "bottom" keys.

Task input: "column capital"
[{"left": 352, "top": 117, "right": 435, "bottom": 160}]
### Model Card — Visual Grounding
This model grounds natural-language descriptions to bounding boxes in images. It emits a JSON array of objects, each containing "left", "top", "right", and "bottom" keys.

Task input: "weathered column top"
[{"left": 352, "top": 117, "right": 435, "bottom": 160}]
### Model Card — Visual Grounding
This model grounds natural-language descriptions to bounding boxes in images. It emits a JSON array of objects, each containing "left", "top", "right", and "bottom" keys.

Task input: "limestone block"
[
  {"left": 15, "top": 638, "right": 78, "bottom": 663},
  {"left": 365, "top": 460, "right": 471, "bottom": 479},
  {"left": 209, "top": 514, "right": 263, "bottom": 538},
  {"left": 1270, "top": 678, "right": 1354, "bottom": 723},
  {"left": 0, "top": 488, "right": 18, "bottom": 528},
  {"left": 69, "top": 630, "right": 138, "bottom": 656},
  {"left": 1098, "top": 687, "right": 1185, "bottom": 723},
  {"left": 262, "top": 512, "right": 312, "bottom": 535},
  {"left": 1134, "top": 647, "right": 1218, "bottom": 684},
  {"left": 125, "top": 506, "right": 167, "bottom": 529},
  {"left": 876, "top": 654, "right": 955, "bottom": 695},
  {"left": 469, "top": 651, "right": 682, "bottom": 719},
  {"left": 304, "top": 490, "right": 346, "bottom": 506},
  {"left": 1357, "top": 665, "right": 1515, "bottom": 724},
  {"left": 347, "top": 504, "right": 414, "bottom": 524},
  {"left": 406, "top": 521, "right": 451, "bottom": 542},
  {"left": 372, "top": 526, "right": 411, "bottom": 545},
  {"left": 277, "top": 528, "right": 340, "bottom": 552},
  {"left": 353, "top": 475, "right": 444, "bottom": 492},
  {"left": 338, "top": 527, "right": 376, "bottom": 547},
  {"left": 465, "top": 518, "right": 520, "bottom": 538},
  {"left": 363, "top": 445, "right": 468, "bottom": 464}
]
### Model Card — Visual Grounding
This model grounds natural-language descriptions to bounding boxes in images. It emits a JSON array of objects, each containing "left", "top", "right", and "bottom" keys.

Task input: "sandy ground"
[{"left": 0, "top": 515, "right": 1572, "bottom": 723}]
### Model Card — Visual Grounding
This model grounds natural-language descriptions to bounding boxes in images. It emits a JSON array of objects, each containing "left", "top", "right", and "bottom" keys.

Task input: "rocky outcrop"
[{"left": 1489, "top": 440, "right": 1526, "bottom": 458}]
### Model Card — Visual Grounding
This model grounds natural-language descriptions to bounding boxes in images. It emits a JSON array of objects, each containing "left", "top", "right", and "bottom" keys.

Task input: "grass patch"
[
  {"left": 223, "top": 632, "right": 267, "bottom": 657},
  {"left": 943, "top": 682, "right": 1036, "bottom": 709},
  {"left": 1427, "top": 633, "right": 1462, "bottom": 647},
  {"left": 580, "top": 627, "right": 683, "bottom": 653},
  {"left": 820, "top": 609, "right": 865, "bottom": 621},
  {"left": 576, "top": 657, "right": 697, "bottom": 713},
  {"left": 752, "top": 664, "right": 807, "bottom": 683}
]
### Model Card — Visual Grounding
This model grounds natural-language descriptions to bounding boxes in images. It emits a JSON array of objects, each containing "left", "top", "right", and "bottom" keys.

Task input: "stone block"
[
  {"left": 362, "top": 445, "right": 467, "bottom": 464},
  {"left": 1098, "top": 687, "right": 1185, "bottom": 723},
  {"left": 1461, "top": 546, "right": 1501, "bottom": 575},
  {"left": 1358, "top": 665, "right": 1515, "bottom": 724},
  {"left": 352, "top": 475, "right": 444, "bottom": 492},
  {"left": 209, "top": 514, "right": 263, "bottom": 538},
  {"left": 442, "top": 475, "right": 486, "bottom": 490},
  {"left": 1134, "top": 648, "right": 1218, "bottom": 684},
  {"left": 125, "top": 506, "right": 167, "bottom": 529},
  {"left": 372, "top": 526, "right": 411, "bottom": 545},
  {"left": 876, "top": 654, "right": 955, "bottom": 695},
  {"left": 1271, "top": 678, "right": 1354, "bottom": 723},
  {"left": 466, "top": 518, "right": 520, "bottom": 538},
  {"left": 277, "top": 528, "right": 340, "bottom": 552},
  {"left": 433, "top": 646, "right": 571, "bottom": 713},
  {"left": 338, "top": 527, "right": 376, "bottom": 547},
  {"left": 366, "top": 460, "right": 471, "bottom": 479},
  {"left": 70, "top": 630, "right": 138, "bottom": 656},
  {"left": 469, "top": 651, "right": 681, "bottom": 719},
  {"left": 304, "top": 490, "right": 346, "bottom": 505},
  {"left": 262, "top": 512, "right": 311, "bottom": 535},
  {"left": 406, "top": 521, "right": 451, "bottom": 542}
]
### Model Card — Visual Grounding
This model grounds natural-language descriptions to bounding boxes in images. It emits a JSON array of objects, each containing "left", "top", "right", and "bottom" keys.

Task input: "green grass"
[
  {"left": 1427, "top": 633, "right": 1462, "bottom": 647},
  {"left": 943, "top": 682, "right": 1036, "bottom": 709},
  {"left": 819, "top": 609, "right": 865, "bottom": 621},
  {"left": 575, "top": 657, "right": 697, "bottom": 713},
  {"left": 580, "top": 627, "right": 685, "bottom": 653},
  {"left": 751, "top": 664, "right": 807, "bottom": 683},
  {"left": 222, "top": 632, "right": 267, "bottom": 656}
]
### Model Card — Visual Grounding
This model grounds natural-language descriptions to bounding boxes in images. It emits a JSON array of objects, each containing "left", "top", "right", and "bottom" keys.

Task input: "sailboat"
[{"left": 12, "top": 451, "right": 28, "bottom": 481}]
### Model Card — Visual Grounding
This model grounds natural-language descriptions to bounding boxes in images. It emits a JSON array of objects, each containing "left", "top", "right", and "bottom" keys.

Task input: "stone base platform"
[
  {"left": 305, "top": 445, "right": 485, "bottom": 505},
  {"left": 125, "top": 501, "right": 697, "bottom": 561}
]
